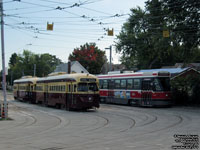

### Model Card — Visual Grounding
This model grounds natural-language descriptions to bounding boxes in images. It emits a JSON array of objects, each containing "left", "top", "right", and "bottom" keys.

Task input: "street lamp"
[{"left": 105, "top": 46, "right": 112, "bottom": 72}]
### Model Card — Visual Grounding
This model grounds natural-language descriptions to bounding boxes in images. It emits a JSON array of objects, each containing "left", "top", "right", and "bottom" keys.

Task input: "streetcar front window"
[
  {"left": 158, "top": 77, "right": 170, "bottom": 91},
  {"left": 88, "top": 83, "right": 98, "bottom": 91},
  {"left": 153, "top": 78, "right": 170, "bottom": 91},
  {"left": 78, "top": 83, "right": 98, "bottom": 92},
  {"left": 78, "top": 83, "right": 88, "bottom": 92}
]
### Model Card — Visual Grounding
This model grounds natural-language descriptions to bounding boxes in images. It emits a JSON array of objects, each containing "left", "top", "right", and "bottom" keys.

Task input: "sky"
[{"left": 1, "top": 0, "right": 146, "bottom": 70}]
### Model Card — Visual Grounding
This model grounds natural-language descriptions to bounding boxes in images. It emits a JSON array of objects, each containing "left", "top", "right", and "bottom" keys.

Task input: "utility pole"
[
  {"left": 105, "top": 46, "right": 112, "bottom": 71},
  {"left": 0, "top": 0, "right": 8, "bottom": 119},
  {"left": 34, "top": 64, "right": 36, "bottom": 76},
  {"left": 10, "top": 71, "right": 13, "bottom": 86}
]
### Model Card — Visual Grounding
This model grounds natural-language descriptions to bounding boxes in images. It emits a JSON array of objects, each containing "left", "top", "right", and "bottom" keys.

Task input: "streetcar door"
[
  {"left": 141, "top": 78, "right": 153, "bottom": 106},
  {"left": 17, "top": 84, "right": 19, "bottom": 98},
  {"left": 44, "top": 84, "right": 48, "bottom": 106},
  {"left": 108, "top": 79, "right": 114, "bottom": 103},
  {"left": 67, "top": 83, "right": 73, "bottom": 110},
  {"left": 30, "top": 84, "right": 33, "bottom": 103},
  {"left": 26, "top": 84, "right": 30, "bottom": 100},
  {"left": 71, "top": 83, "right": 74, "bottom": 105}
]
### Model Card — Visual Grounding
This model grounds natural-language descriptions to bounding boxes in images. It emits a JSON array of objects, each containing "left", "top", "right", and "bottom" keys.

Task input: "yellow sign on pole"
[
  {"left": 163, "top": 30, "right": 169, "bottom": 37},
  {"left": 108, "top": 28, "right": 114, "bottom": 36},
  {"left": 47, "top": 22, "right": 54, "bottom": 31}
]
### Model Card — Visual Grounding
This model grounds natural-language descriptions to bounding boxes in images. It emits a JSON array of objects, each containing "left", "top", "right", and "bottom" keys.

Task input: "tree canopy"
[
  {"left": 8, "top": 50, "right": 62, "bottom": 84},
  {"left": 115, "top": 0, "right": 200, "bottom": 69},
  {"left": 69, "top": 43, "right": 106, "bottom": 74}
]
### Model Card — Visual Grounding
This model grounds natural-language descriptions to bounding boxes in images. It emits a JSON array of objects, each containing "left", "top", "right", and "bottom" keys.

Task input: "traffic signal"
[
  {"left": 108, "top": 28, "right": 114, "bottom": 36},
  {"left": 163, "top": 30, "right": 169, "bottom": 37},
  {"left": 47, "top": 22, "right": 54, "bottom": 31}
]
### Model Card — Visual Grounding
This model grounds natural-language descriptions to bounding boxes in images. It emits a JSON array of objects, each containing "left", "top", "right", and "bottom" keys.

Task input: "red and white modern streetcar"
[{"left": 97, "top": 71, "right": 172, "bottom": 107}]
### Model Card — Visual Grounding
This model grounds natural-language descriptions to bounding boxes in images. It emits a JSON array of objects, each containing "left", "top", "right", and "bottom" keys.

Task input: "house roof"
[{"left": 54, "top": 61, "right": 89, "bottom": 73}]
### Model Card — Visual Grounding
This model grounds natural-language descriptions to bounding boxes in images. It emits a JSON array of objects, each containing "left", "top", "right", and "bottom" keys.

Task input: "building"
[{"left": 54, "top": 61, "right": 89, "bottom": 74}]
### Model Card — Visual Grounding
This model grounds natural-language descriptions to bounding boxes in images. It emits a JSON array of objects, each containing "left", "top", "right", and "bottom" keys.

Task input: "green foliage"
[
  {"left": 115, "top": 0, "right": 200, "bottom": 69},
  {"left": 69, "top": 43, "right": 106, "bottom": 74},
  {"left": 171, "top": 74, "right": 200, "bottom": 105},
  {"left": 9, "top": 53, "right": 18, "bottom": 67},
  {"left": 8, "top": 50, "right": 62, "bottom": 84}
]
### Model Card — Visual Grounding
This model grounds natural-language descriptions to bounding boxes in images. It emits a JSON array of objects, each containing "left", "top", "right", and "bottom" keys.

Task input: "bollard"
[
  {"left": 2, "top": 104, "right": 5, "bottom": 119},
  {"left": 0, "top": 104, "right": 1, "bottom": 118},
  {"left": 2, "top": 103, "right": 8, "bottom": 119}
]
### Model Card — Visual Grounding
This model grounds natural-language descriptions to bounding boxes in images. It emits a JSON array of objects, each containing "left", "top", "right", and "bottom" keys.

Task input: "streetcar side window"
[
  {"left": 99, "top": 80, "right": 103, "bottom": 89},
  {"left": 114, "top": 79, "right": 120, "bottom": 89},
  {"left": 120, "top": 79, "right": 127, "bottom": 89},
  {"left": 73, "top": 85, "right": 76, "bottom": 92},
  {"left": 68, "top": 85, "right": 71, "bottom": 92},
  {"left": 108, "top": 80, "right": 114, "bottom": 89},
  {"left": 63, "top": 85, "right": 66, "bottom": 91},
  {"left": 133, "top": 79, "right": 141, "bottom": 90},
  {"left": 103, "top": 80, "right": 108, "bottom": 89},
  {"left": 127, "top": 79, "right": 133, "bottom": 89}
]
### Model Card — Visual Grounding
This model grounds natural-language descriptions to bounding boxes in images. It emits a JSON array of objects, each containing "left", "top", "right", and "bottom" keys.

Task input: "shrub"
[{"left": 171, "top": 74, "right": 200, "bottom": 105}]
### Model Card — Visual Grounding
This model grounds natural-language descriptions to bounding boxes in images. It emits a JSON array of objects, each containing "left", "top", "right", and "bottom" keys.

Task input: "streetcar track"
[
  {"left": 11, "top": 103, "right": 38, "bottom": 127},
  {"left": 64, "top": 114, "right": 184, "bottom": 150},
  {"left": 0, "top": 102, "right": 38, "bottom": 130},
  {"left": 61, "top": 105, "right": 185, "bottom": 149},
  {"left": 144, "top": 115, "right": 183, "bottom": 134},
  {"left": 101, "top": 104, "right": 158, "bottom": 128},
  {"left": 0, "top": 102, "right": 68, "bottom": 143},
  {"left": 102, "top": 111, "right": 136, "bottom": 132},
  {"left": 136, "top": 115, "right": 158, "bottom": 127},
  {"left": 85, "top": 113, "right": 109, "bottom": 132}
]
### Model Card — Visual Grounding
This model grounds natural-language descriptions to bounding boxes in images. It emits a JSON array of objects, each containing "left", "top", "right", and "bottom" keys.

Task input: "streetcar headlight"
[{"left": 89, "top": 97, "right": 92, "bottom": 101}]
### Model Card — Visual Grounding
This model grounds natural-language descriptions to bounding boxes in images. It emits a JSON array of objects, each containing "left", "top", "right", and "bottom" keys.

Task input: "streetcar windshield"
[
  {"left": 78, "top": 83, "right": 98, "bottom": 92},
  {"left": 88, "top": 83, "right": 98, "bottom": 91},
  {"left": 153, "top": 78, "right": 170, "bottom": 91}
]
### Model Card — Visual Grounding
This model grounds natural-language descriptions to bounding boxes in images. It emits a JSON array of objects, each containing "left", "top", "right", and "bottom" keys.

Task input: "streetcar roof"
[
  {"left": 14, "top": 77, "right": 38, "bottom": 84},
  {"left": 36, "top": 73, "right": 97, "bottom": 83},
  {"left": 97, "top": 71, "right": 170, "bottom": 79},
  {"left": 137, "top": 68, "right": 189, "bottom": 74}
]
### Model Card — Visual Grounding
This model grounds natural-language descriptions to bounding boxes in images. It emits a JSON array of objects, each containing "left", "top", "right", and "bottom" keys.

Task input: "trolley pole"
[{"left": 0, "top": 0, "right": 8, "bottom": 119}]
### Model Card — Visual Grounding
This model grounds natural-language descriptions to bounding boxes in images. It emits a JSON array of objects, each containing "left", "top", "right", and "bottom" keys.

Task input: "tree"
[
  {"left": 9, "top": 53, "right": 18, "bottom": 67},
  {"left": 116, "top": 4, "right": 171, "bottom": 69},
  {"left": 164, "top": 0, "right": 200, "bottom": 63},
  {"left": 115, "top": 0, "right": 200, "bottom": 69},
  {"left": 69, "top": 43, "right": 106, "bottom": 74},
  {"left": 8, "top": 50, "right": 62, "bottom": 84},
  {"left": 36, "top": 53, "right": 62, "bottom": 77}
]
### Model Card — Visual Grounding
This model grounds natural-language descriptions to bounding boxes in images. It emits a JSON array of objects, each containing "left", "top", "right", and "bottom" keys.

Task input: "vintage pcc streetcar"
[
  {"left": 14, "top": 73, "right": 100, "bottom": 110},
  {"left": 97, "top": 71, "right": 172, "bottom": 107},
  {"left": 13, "top": 76, "right": 38, "bottom": 103}
]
